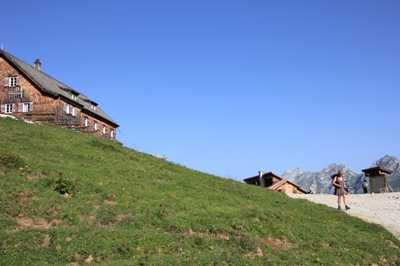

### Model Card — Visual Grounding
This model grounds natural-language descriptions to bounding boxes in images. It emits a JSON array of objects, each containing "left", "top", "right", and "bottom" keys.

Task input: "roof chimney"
[
  {"left": 258, "top": 171, "right": 265, "bottom": 187},
  {"left": 34, "top": 59, "right": 41, "bottom": 71}
]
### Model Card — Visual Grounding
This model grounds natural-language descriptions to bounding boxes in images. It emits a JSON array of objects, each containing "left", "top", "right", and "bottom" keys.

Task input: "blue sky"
[{"left": 2, "top": 1, "right": 399, "bottom": 180}]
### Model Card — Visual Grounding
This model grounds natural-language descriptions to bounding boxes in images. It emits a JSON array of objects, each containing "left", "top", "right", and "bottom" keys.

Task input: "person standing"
[
  {"left": 308, "top": 185, "right": 315, "bottom": 194},
  {"left": 331, "top": 174, "right": 338, "bottom": 195},
  {"left": 345, "top": 180, "right": 351, "bottom": 194},
  {"left": 332, "top": 170, "right": 350, "bottom": 210},
  {"left": 362, "top": 179, "right": 369, "bottom": 194}
]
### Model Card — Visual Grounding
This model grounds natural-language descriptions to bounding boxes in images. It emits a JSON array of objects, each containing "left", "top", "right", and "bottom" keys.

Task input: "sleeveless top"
[{"left": 335, "top": 178, "right": 346, "bottom": 196}]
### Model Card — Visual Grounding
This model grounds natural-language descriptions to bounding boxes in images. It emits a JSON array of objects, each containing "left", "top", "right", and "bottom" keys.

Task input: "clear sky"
[{"left": 2, "top": 1, "right": 399, "bottom": 181}]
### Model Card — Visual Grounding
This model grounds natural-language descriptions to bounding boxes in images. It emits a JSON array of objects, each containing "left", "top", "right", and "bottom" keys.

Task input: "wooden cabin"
[
  {"left": 244, "top": 171, "right": 308, "bottom": 194},
  {"left": 0, "top": 50, "right": 118, "bottom": 140},
  {"left": 362, "top": 166, "right": 393, "bottom": 193}
]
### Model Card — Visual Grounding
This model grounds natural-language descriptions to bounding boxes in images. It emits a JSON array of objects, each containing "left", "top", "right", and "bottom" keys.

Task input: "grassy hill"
[{"left": 1, "top": 116, "right": 399, "bottom": 265}]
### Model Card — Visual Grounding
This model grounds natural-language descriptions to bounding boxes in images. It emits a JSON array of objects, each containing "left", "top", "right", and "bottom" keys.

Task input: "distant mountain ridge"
[{"left": 281, "top": 155, "right": 400, "bottom": 194}]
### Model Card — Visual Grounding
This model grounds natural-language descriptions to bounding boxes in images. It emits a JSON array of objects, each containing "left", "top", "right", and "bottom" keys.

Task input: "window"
[
  {"left": 102, "top": 125, "right": 107, "bottom": 135},
  {"left": 5, "top": 104, "right": 13, "bottom": 114},
  {"left": 110, "top": 129, "right": 114, "bottom": 139},
  {"left": 15, "top": 88, "right": 23, "bottom": 98},
  {"left": 71, "top": 107, "right": 76, "bottom": 116},
  {"left": 84, "top": 117, "right": 89, "bottom": 127},
  {"left": 63, "top": 103, "right": 77, "bottom": 116},
  {"left": 10, "top": 77, "right": 17, "bottom": 87},
  {"left": 18, "top": 102, "right": 33, "bottom": 112},
  {"left": 94, "top": 121, "right": 98, "bottom": 131},
  {"left": 71, "top": 93, "right": 77, "bottom": 101},
  {"left": 64, "top": 103, "right": 70, "bottom": 114},
  {"left": 22, "top": 103, "right": 31, "bottom": 112},
  {"left": 4, "top": 77, "right": 19, "bottom": 87}
]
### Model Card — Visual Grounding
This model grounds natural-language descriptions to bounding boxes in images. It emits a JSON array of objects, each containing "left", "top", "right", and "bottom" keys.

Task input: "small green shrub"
[{"left": 54, "top": 173, "right": 75, "bottom": 195}]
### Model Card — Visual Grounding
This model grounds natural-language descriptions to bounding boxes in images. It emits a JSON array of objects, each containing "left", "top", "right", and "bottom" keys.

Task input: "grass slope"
[{"left": 0, "top": 117, "right": 399, "bottom": 265}]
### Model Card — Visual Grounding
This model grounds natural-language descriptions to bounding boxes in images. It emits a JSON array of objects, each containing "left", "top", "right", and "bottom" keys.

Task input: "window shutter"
[
  {"left": 18, "top": 103, "right": 22, "bottom": 112},
  {"left": 16, "top": 77, "right": 20, "bottom": 86},
  {"left": 64, "top": 103, "right": 69, "bottom": 114},
  {"left": 30, "top": 102, "right": 34, "bottom": 111},
  {"left": 4, "top": 77, "right": 9, "bottom": 86},
  {"left": 0, "top": 104, "right": 4, "bottom": 113}
]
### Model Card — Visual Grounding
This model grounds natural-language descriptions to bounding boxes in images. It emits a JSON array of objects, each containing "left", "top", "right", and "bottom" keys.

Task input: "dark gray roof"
[
  {"left": 0, "top": 49, "right": 118, "bottom": 127},
  {"left": 362, "top": 166, "right": 393, "bottom": 175}
]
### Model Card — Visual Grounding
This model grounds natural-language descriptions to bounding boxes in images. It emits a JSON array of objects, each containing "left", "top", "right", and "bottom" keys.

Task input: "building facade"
[{"left": 0, "top": 50, "right": 118, "bottom": 140}]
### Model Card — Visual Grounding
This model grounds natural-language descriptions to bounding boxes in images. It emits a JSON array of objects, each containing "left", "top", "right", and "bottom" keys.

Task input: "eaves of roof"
[
  {"left": 0, "top": 50, "right": 119, "bottom": 127},
  {"left": 243, "top": 171, "right": 279, "bottom": 183},
  {"left": 268, "top": 179, "right": 288, "bottom": 191},
  {"left": 268, "top": 178, "right": 308, "bottom": 193},
  {"left": 362, "top": 166, "right": 393, "bottom": 175}
]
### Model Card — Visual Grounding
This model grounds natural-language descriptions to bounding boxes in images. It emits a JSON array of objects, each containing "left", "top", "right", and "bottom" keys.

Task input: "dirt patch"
[
  {"left": 41, "top": 234, "right": 51, "bottom": 247},
  {"left": 188, "top": 228, "right": 231, "bottom": 240},
  {"left": 288, "top": 192, "right": 400, "bottom": 240},
  {"left": 15, "top": 217, "right": 62, "bottom": 231},
  {"left": 214, "top": 230, "right": 230, "bottom": 240},
  {"left": 85, "top": 255, "right": 94, "bottom": 265},
  {"left": 63, "top": 192, "right": 72, "bottom": 198},
  {"left": 245, "top": 236, "right": 297, "bottom": 257},
  {"left": 246, "top": 246, "right": 263, "bottom": 258},
  {"left": 104, "top": 199, "right": 117, "bottom": 205},
  {"left": 263, "top": 236, "right": 298, "bottom": 250},
  {"left": 24, "top": 171, "right": 47, "bottom": 180}
]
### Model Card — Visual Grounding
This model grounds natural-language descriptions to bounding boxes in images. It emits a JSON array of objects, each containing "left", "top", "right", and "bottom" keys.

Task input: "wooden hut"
[
  {"left": 243, "top": 171, "right": 308, "bottom": 194},
  {"left": 362, "top": 166, "right": 393, "bottom": 193}
]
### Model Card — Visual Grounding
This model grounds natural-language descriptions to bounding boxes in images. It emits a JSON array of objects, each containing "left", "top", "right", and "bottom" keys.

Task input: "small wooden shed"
[
  {"left": 243, "top": 171, "right": 308, "bottom": 194},
  {"left": 362, "top": 166, "right": 393, "bottom": 193}
]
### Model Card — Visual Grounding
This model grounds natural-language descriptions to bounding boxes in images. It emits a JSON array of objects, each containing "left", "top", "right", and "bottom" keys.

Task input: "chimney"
[
  {"left": 34, "top": 59, "right": 41, "bottom": 71},
  {"left": 258, "top": 171, "right": 265, "bottom": 187}
]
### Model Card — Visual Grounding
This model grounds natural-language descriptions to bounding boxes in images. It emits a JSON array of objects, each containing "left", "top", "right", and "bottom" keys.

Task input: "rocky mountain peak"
[{"left": 282, "top": 155, "right": 400, "bottom": 194}]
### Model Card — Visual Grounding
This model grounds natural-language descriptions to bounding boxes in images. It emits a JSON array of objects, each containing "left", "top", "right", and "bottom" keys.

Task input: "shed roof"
[
  {"left": 362, "top": 166, "right": 393, "bottom": 176},
  {"left": 243, "top": 171, "right": 281, "bottom": 183},
  {"left": 0, "top": 49, "right": 118, "bottom": 127}
]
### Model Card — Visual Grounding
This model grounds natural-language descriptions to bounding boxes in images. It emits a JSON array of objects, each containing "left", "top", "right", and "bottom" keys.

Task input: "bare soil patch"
[
  {"left": 15, "top": 217, "right": 62, "bottom": 231},
  {"left": 288, "top": 192, "right": 400, "bottom": 240}
]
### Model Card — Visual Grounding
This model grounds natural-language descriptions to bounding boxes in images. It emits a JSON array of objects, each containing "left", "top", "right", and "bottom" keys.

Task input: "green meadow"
[{"left": 1, "top": 117, "right": 399, "bottom": 265}]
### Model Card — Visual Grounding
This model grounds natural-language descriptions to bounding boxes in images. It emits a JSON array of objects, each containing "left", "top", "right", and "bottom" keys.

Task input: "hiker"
[
  {"left": 308, "top": 185, "right": 315, "bottom": 194},
  {"left": 331, "top": 174, "right": 338, "bottom": 195},
  {"left": 332, "top": 170, "right": 350, "bottom": 210},
  {"left": 345, "top": 181, "right": 351, "bottom": 194},
  {"left": 362, "top": 179, "right": 369, "bottom": 194}
]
